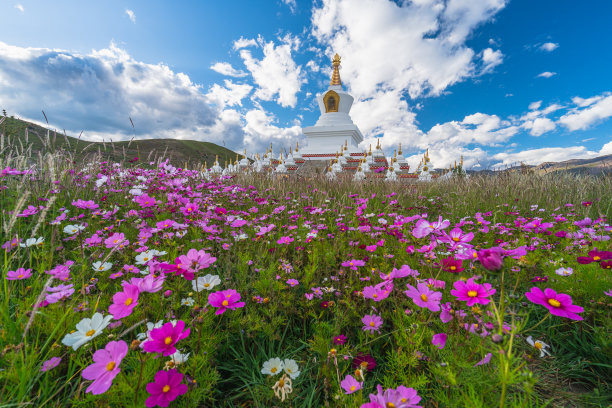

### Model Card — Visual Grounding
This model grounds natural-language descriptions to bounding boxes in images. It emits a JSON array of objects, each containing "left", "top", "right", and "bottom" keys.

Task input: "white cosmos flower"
[
  {"left": 555, "top": 267, "right": 574, "bottom": 277},
  {"left": 283, "top": 359, "right": 300, "bottom": 379},
  {"left": 92, "top": 261, "right": 112, "bottom": 272},
  {"left": 261, "top": 357, "right": 284, "bottom": 376},
  {"left": 137, "top": 320, "right": 165, "bottom": 342},
  {"left": 95, "top": 175, "right": 108, "bottom": 188},
  {"left": 135, "top": 251, "right": 155, "bottom": 265},
  {"left": 129, "top": 188, "right": 143, "bottom": 196},
  {"left": 170, "top": 350, "right": 190, "bottom": 365},
  {"left": 192, "top": 274, "right": 221, "bottom": 292},
  {"left": 20, "top": 237, "right": 44, "bottom": 247},
  {"left": 526, "top": 336, "right": 551, "bottom": 357},
  {"left": 61, "top": 312, "right": 113, "bottom": 350},
  {"left": 181, "top": 297, "right": 195, "bottom": 306},
  {"left": 63, "top": 224, "right": 85, "bottom": 235}
]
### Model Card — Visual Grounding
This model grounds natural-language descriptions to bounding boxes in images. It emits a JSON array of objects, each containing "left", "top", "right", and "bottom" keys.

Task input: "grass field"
[{"left": 0, "top": 143, "right": 611, "bottom": 407}]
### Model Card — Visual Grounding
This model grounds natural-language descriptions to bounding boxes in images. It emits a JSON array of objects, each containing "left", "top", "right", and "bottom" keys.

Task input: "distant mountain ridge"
[{"left": 0, "top": 116, "right": 240, "bottom": 167}]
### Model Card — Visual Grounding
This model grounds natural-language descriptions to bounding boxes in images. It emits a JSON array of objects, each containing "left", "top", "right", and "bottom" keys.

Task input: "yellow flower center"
[
  {"left": 360, "top": 361, "right": 368, "bottom": 369},
  {"left": 164, "top": 336, "right": 173, "bottom": 345},
  {"left": 467, "top": 290, "right": 478, "bottom": 297},
  {"left": 270, "top": 367, "right": 277, "bottom": 373},
  {"left": 450, "top": 266, "right": 456, "bottom": 271},
  {"left": 373, "top": 293, "right": 378, "bottom": 298},
  {"left": 106, "top": 361, "right": 116, "bottom": 371},
  {"left": 420, "top": 294, "right": 428, "bottom": 302},
  {"left": 125, "top": 298, "right": 133, "bottom": 306},
  {"left": 18, "top": 274, "right": 23, "bottom": 279},
  {"left": 350, "top": 385, "right": 356, "bottom": 391},
  {"left": 387, "top": 403, "right": 396, "bottom": 408},
  {"left": 548, "top": 298, "right": 561, "bottom": 308},
  {"left": 401, "top": 398, "right": 407, "bottom": 403},
  {"left": 369, "top": 321, "right": 375, "bottom": 327},
  {"left": 204, "top": 283, "right": 210, "bottom": 287},
  {"left": 593, "top": 256, "right": 601, "bottom": 261},
  {"left": 85, "top": 329, "right": 96, "bottom": 336},
  {"left": 162, "top": 385, "right": 170, "bottom": 393},
  {"left": 222, "top": 300, "right": 229, "bottom": 306},
  {"left": 99, "top": 267, "right": 104, "bottom": 270},
  {"left": 452, "top": 237, "right": 460, "bottom": 242},
  {"left": 534, "top": 341, "right": 543, "bottom": 350},
  {"left": 279, "top": 378, "right": 285, "bottom": 387}
]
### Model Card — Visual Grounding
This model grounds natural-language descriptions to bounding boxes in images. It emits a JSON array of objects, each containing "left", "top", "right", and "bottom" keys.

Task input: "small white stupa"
[{"left": 301, "top": 54, "right": 364, "bottom": 158}]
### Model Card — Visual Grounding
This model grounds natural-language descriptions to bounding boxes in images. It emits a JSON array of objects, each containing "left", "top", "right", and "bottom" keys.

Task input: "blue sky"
[{"left": 1, "top": 0, "right": 611, "bottom": 169}]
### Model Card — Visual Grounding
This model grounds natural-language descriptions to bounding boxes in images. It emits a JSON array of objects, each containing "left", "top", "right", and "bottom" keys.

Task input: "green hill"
[{"left": 0, "top": 115, "right": 240, "bottom": 168}]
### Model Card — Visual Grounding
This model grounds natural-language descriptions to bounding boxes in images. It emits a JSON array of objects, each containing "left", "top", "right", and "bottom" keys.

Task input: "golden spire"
[
  {"left": 368, "top": 144, "right": 372, "bottom": 156},
  {"left": 296, "top": 141, "right": 299, "bottom": 152},
  {"left": 460, "top": 155, "right": 464, "bottom": 166},
  {"left": 398, "top": 143, "right": 402, "bottom": 155},
  {"left": 330, "top": 53, "right": 342, "bottom": 86},
  {"left": 376, "top": 139, "right": 380, "bottom": 149}
]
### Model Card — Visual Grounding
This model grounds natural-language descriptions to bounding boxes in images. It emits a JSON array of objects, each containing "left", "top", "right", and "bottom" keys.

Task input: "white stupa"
[{"left": 301, "top": 54, "right": 364, "bottom": 158}]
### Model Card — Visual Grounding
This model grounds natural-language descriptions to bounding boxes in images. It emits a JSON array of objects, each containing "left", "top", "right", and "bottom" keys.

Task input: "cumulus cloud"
[
  {"left": 205, "top": 80, "right": 252, "bottom": 109},
  {"left": 540, "top": 42, "right": 559, "bottom": 52},
  {"left": 491, "top": 146, "right": 601, "bottom": 168},
  {"left": 14, "top": 3, "right": 24, "bottom": 12},
  {"left": 481, "top": 48, "right": 504, "bottom": 73},
  {"left": 523, "top": 117, "right": 555, "bottom": 136},
  {"left": 559, "top": 92, "right": 612, "bottom": 131},
  {"left": 125, "top": 9, "right": 136, "bottom": 23},
  {"left": 0, "top": 41, "right": 219, "bottom": 142},
  {"left": 209, "top": 62, "right": 247, "bottom": 77},
  {"left": 528, "top": 101, "right": 542, "bottom": 110},
  {"left": 537, "top": 71, "right": 556, "bottom": 78},
  {"left": 242, "top": 108, "right": 303, "bottom": 153},
  {"left": 233, "top": 37, "right": 258, "bottom": 50},
  {"left": 239, "top": 34, "right": 305, "bottom": 108},
  {"left": 281, "top": 0, "right": 297, "bottom": 13}
]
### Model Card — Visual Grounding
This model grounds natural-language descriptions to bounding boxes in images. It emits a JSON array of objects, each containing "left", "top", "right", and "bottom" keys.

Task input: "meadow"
[{"left": 0, "top": 144, "right": 611, "bottom": 407}]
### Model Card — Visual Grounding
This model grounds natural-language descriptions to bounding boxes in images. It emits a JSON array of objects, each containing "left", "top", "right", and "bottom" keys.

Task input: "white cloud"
[
  {"left": 205, "top": 80, "right": 252, "bottom": 109},
  {"left": 528, "top": 100, "right": 542, "bottom": 110},
  {"left": 601, "top": 140, "right": 612, "bottom": 156},
  {"left": 281, "top": 0, "right": 297, "bottom": 13},
  {"left": 14, "top": 4, "right": 24, "bottom": 12},
  {"left": 239, "top": 35, "right": 305, "bottom": 108},
  {"left": 125, "top": 9, "right": 136, "bottom": 23},
  {"left": 492, "top": 146, "right": 600, "bottom": 168},
  {"left": 209, "top": 62, "right": 247, "bottom": 77},
  {"left": 523, "top": 117, "right": 555, "bottom": 136},
  {"left": 540, "top": 42, "right": 559, "bottom": 52},
  {"left": 242, "top": 108, "right": 302, "bottom": 153},
  {"left": 481, "top": 48, "right": 504, "bottom": 73},
  {"left": 537, "top": 71, "right": 556, "bottom": 78},
  {"left": 559, "top": 93, "right": 612, "bottom": 131},
  {"left": 233, "top": 37, "right": 258, "bottom": 50},
  {"left": 0, "top": 41, "right": 221, "bottom": 143}
]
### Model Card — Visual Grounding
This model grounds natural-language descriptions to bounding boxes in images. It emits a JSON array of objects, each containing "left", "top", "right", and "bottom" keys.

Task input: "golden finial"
[
  {"left": 215, "top": 154, "right": 218, "bottom": 164},
  {"left": 296, "top": 141, "right": 299, "bottom": 152},
  {"left": 393, "top": 149, "right": 397, "bottom": 158},
  {"left": 460, "top": 155, "right": 463, "bottom": 166},
  {"left": 290, "top": 147, "right": 292, "bottom": 154},
  {"left": 376, "top": 139, "right": 380, "bottom": 149},
  {"left": 398, "top": 143, "right": 402, "bottom": 155},
  {"left": 368, "top": 144, "right": 372, "bottom": 156},
  {"left": 330, "top": 53, "right": 342, "bottom": 86},
  {"left": 280, "top": 150, "right": 283, "bottom": 160}
]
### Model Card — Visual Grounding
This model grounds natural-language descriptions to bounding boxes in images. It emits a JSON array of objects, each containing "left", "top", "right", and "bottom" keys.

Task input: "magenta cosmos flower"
[
  {"left": 81, "top": 340, "right": 128, "bottom": 395},
  {"left": 524, "top": 287, "right": 584, "bottom": 320},
  {"left": 365, "top": 384, "right": 422, "bottom": 408},
  {"left": 109, "top": 284, "right": 140, "bottom": 320},
  {"left": 404, "top": 283, "right": 442, "bottom": 312},
  {"left": 341, "top": 374, "right": 362, "bottom": 394},
  {"left": 362, "top": 281, "right": 393, "bottom": 302},
  {"left": 362, "top": 314, "right": 383, "bottom": 333},
  {"left": 477, "top": 247, "right": 504, "bottom": 271},
  {"left": 143, "top": 320, "right": 190, "bottom": 356},
  {"left": 145, "top": 369, "right": 188, "bottom": 407},
  {"left": 40, "top": 356, "right": 61, "bottom": 372},
  {"left": 7, "top": 268, "right": 32, "bottom": 280},
  {"left": 432, "top": 333, "right": 447, "bottom": 349},
  {"left": 208, "top": 289, "right": 246, "bottom": 315},
  {"left": 450, "top": 278, "right": 496, "bottom": 306},
  {"left": 341, "top": 259, "right": 366, "bottom": 271}
]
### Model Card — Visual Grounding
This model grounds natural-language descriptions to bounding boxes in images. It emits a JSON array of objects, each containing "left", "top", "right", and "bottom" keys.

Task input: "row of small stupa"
[{"left": 203, "top": 53, "right": 467, "bottom": 181}]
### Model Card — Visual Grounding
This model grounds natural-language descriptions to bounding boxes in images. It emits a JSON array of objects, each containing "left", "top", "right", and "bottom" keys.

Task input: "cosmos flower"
[
  {"left": 92, "top": 261, "right": 113, "bottom": 272},
  {"left": 19, "top": 237, "right": 44, "bottom": 247},
  {"left": 432, "top": 333, "right": 447, "bottom": 349},
  {"left": 362, "top": 314, "right": 383, "bottom": 334},
  {"left": 365, "top": 384, "right": 422, "bottom": 408},
  {"left": 477, "top": 247, "right": 504, "bottom": 271},
  {"left": 142, "top": 320, "right": 190, "bottom": 356},
  {"left": 404, "top": 283, "right": 442, "bottom": 312},
  {"left": 526, "top": 336, "right": 551, "bottom": 357},
  {"left": 283, "top": 359, "right": 300, "bottom": 379},
  {"left": 145, "top": 369, "right": 188, "bottom": 407},
  {"left": 341, "top": 375, "right": 362, "bottom": 394},
  {"left": 192, "top": 274, "right": 221, "bottom": 292},
  {"left": 6, "top": 268, "right": 32, "bottom": 280},
  {"left": 474, "top": 353, "right": 492, "bottom": 367},
  {"left": 555, "top": 267, "right": 573, "bottom": 276},
  {"left": 341, "top": 259, "right": 366, "bottom": 271},
  {"left": 208, "top": 289, "right": 246, "bottom": 315},
  {"left": 261, "top": 357, "right": 284, "bottom": 376},
  {"left": 109, "top": 284, "right": 140, "bottom": 320},
  {"left": 450, "top": 278, "right": 496, "bottom": 306},
  {"left": 40, "top": 356, "right": 61, "bottom": 372},
  {"left": 524, "top": 287, "right": 584, "bottom": 320},
  {"left": 62, "top": 312, "right": 113, "bottom": 350},
  {"left": 81, "top": 340, "right": 128, "bottom": 395}
]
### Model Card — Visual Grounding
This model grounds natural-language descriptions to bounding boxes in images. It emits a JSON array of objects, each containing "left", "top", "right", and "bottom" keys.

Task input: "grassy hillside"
[{"left": 0, "top": 115, "right": 240, "bottom": 167}]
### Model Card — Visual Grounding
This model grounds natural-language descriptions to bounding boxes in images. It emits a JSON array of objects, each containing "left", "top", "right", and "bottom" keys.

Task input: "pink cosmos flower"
[
  {"left": 286, "top": 279, "right": 299, "bottom": 287},
  {"left": 412, "top": 216, "right": 450, "bottom": 238},
  {"left": 404, "top": 283, "right": 442, "bottom": 312},
  {"left": 524, "top": 287, "right": 584, "bottom": 320},
  {"left": 432, "top": 333, "right": 447, "bottom": 349},
  {"left": 341, "top": 375, "right": 362, "bottom": 394},
  {"left": 135, "top": 194, "right": 157, "bottom": 208},
  {"left": 81, "top": 340, "right": 128, "bottom": 395},
  {"left": 440, "top": 302, "right": 453, "bottom": 323},
  {"left": 365, "top": 384, "right": 422, "bottom": 408},
  {"left": 104, "top": 232, "right": 126, "bottom": 249},
  {"left": 143, "top": 320, "right": 190, "bottom": 356},
  {"left": 477, "top": 247, "right": 504, "bottom": 271},
  {"left": 40, "top": 356, "right": 61, "bottom": 372},
  {"left": 362, "top": 314, "right": 383, "bottom": 334},
  {"left": 45, "top": 284, "right": 75, "bottom": 303},
  {"left": 72, "top": 199, "right": 99, "bottom": 210},
  {"left": 108, "top": 284, "right": 140, "bottom": 320},
  {"left": 180, "top": 249, "right": 216, "bottom": 271},
  {"left": 380, "top": 264, "right": 419, "bottom": 280},
  {"left": 124, "top": 274, "right": 165, "bottom": 293},
  {"left": 341, "top": 259, "right": 366, "bottom": 271},
  {"left": 277, "top": 236, "right": 294, "bottom": 245},
  {"left": 439, "top": 227, "right": 474, "bottom": 248},
  {"left": 159, "top": 258, "right": 194, "bottom": 280},
  {"left": 474, "top": 353, "right": 492, "bottom": 367},
  {"left": 440, "top": 257, "right": 464, "bottom": 273},
  {"left": 333, "top": 334, "right": 347, "bottom": 345},
  {"left": 450, "top": 278, "right": 496, "bottom": 306},
  {"left": 208, "top": 289, "right": 246, "bottom": 315},
  {"left": 7, "top": 268, "right": 32, "bottom": 280},
  {"left": 362, "top": 281, "right": 393, "bottom": 302},
  {"left": 145, "top": 369, "right": 188, "bottom": 407}
]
